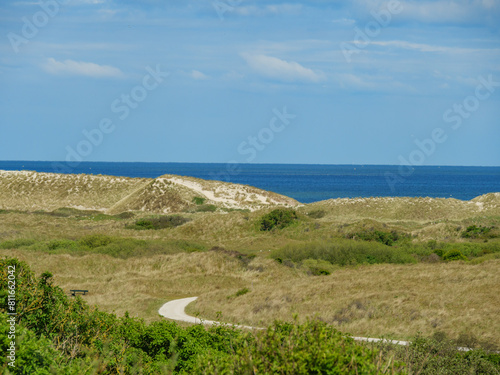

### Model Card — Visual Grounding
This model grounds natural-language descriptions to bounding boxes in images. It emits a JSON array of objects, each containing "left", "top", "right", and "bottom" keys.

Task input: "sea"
[{"left": 1, "top": 161, "right": 499, "bottom": 204}]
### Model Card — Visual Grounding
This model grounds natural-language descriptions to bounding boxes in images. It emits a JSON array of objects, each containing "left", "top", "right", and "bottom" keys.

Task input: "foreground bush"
[
  {"left": 260, "top": 209, "right": 298, "bottom": 231},
  {"left": 195, "top": 320, "right": 404, "bottom": 374}
]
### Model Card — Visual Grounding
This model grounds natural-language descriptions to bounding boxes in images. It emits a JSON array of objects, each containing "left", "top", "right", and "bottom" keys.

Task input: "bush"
[
  {"left": 195, "top": 319, "right": 403, "bottom": 374},
  {"left": 443, "top": 249, "right": 468, "bottom": 261},
  {"left": 348, "top": 230, "right": 402, "bottom": 246},
  {"left": 192, "top": 196, "right": 206, "bottom": 205},
  {"left": 260, "top": 209, "right": 298, "bottom": 231},
  {"left": 380, "top": 334, "right": 500, "bottom": 374},
  {"left": 79, "top": 234, "right": 114, "bottom": 249},
  {"left": 272, "top": 240, "right": 417, "bottom": 267},
  {"left": 0, "top": 238, "right": 36, "bottom": 249},
  {"left": 301, "top": 259, "right": 336, "bottom": 275},
  {"left": 462, "top": 225, "right": 494, "bottom": 239},
  {"left": 128, "top": 215, "right": 191, "bottom": 230},
  {"left": 235, "top": 288, "right": 250, "bottom": 297}
]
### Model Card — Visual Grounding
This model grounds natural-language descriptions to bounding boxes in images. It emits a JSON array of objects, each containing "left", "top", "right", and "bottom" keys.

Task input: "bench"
[{"left": 70, "top": 289, "right": 89, "bottom": 296}]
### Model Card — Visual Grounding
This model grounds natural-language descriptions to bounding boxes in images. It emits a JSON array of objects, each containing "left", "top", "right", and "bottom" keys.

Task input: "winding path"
[
  {"left": 158, "top": 296, "right": 418, "bottom": 347},
  {"left": 158, "top": 297, "right": 256, "bottom": 330},
  {"left": 158, "top": 297, "right": 481, "bottom": 352}
]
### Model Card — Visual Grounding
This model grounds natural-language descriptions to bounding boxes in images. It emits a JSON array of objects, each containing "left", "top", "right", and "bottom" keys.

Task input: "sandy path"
[
  {"left": 158, "top": 297, "right": 257, "bottom": 330},
  {"left": 158, "top": 297, "right": 489, "bottom": 353},
  {"left": 157, "top": 297, "right": 477, "bottom": 351},
  {"left": 158, "top": 297, "right": 419, "bottom": 347}
]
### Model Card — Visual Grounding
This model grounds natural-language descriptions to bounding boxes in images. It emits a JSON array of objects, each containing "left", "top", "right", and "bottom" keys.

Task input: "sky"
[{"left": 1, "top": 0, "right": 499, "bottom": 167}]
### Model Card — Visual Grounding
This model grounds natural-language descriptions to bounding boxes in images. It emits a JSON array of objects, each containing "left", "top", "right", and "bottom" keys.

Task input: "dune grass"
[{"left": 2, "top": 248, "right": 499, "bottom": 350}]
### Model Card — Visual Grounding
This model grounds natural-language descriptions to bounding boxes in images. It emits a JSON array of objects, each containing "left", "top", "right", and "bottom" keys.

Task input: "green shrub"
[
  {"left": 79, "top": 234, "right": 114, "bottom": 249},
  {"left": 272, "top": 240, "right": 417, "bottom": 267},
  {"left": 192, "top": 196, "right": 206, "bottom": 205},
  {"left": 260, "top": 209, "right": 298, "bottom": 231},
  {"left": 348, "top": 230, "right": 401, "bottom": 246},
  {"left": 0, "top": 238, "right": 36, "bottom": 249},
  {"left": 461, "top": 225, "right": 494, "bottom": 239},
  {"left": 235, "top": 288, "right": 250, "bottom": 297},
  {"left": 443, "top": 249, "right": 468, "bottom": 261},
  {"left": 301, "top": 259, "right": 336, "bottom": 275},
  {"left": 380, "top": 334, "right": 500, "bottom": 374},
  {"left": 195, "top": 319, "right": 404, "bottom": 374},
  {"left": 433, "top": 249, "right": 444, "bottom": 257},
  {"left": 128, "top": 215, "right": 191, "bottom": 230}
]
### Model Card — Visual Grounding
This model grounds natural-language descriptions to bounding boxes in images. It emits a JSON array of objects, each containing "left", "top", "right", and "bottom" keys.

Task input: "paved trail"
[
  {"left": 158, "top": 297, "right": 256, "bottom": 330},
  {"left": 158, "top": 296, "right": 417, "bottom": 346},
  {"left": 159, "top": 297, "right": 483, "bottom": 352}
]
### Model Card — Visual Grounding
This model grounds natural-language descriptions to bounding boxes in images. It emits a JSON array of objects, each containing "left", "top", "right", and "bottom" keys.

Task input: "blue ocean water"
[{"left": 0, "top": 161, "right": 499, "bottom": 204}]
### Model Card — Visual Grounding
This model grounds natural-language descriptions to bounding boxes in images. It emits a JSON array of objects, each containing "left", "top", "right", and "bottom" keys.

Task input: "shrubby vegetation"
[
  {"left": 272, "top": 238, "right": 500, "bottom": 270},
  {"left": 1, "top": 258, "right": 498, "bottom": 374},
  {"left": 35, "top": 207, "right": 135, "bottom": 221},
  {"left": 461, "top": 225, "right": 495, "bottom": 239},
  {"left": 0, "top": 235, "right": 205, "bottom": 259},
  {"left": 127, "top": 215, "right": 191, "bottom": 230},
  {"left": 346, "top": 230, "right": 405, "bottom": 246},
  {"left": 260, "top": 209, "right": 298, "bottom": 231},
  {"left": 272, "top": 240, "right": 417, "bottom": 267}
]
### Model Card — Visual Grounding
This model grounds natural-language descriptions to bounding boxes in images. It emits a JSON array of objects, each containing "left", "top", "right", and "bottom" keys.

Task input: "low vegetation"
[
  {"left": 127, "top": 215, "right": 191, "bottom": 230},
  {"left": 0, "top": 235, "right": 205, "bottom": 259},
  {"left": 1, "top": 171, "right": 500, "bottom": 373},
  {"left": 1, "top": 258, "right": 499, "bottom": 374},
  {"left": 260, "top": 208, "right": 298, "bottom": 231}
]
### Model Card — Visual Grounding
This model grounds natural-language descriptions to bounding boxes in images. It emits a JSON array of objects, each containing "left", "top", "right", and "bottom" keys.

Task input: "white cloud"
[
  {"left": 364, "top": 40, "right": 500, "bottom": 54},
  {"left": 242, "top": 53, "right": 324, "bottom": 83},
  {"left": 42, "top": 58, "right": 123, "bottom": 78},
  {"left": 190, "top": 70, "right": 209, "bottom": 80}
]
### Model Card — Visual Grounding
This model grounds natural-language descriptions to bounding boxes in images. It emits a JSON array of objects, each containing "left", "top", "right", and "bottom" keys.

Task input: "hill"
[{"left": 0, "top": 170, "right": 299, "bottom": 213}]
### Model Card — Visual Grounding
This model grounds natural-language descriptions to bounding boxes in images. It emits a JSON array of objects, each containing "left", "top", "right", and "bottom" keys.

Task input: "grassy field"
[
  {"left": 1, "top": 171, "right": 500, "bottom": 353},
  {"left": 2, "top": 247, "right": 499, "bottom": 349}
]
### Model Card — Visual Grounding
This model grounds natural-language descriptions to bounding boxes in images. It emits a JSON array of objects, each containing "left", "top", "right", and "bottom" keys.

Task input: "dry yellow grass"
[
  {"left": 3, "top": 249, "right": 499, "bottom": 348},
  {"left": 0, "top": 170, "right": 299, "bottom": 214}
]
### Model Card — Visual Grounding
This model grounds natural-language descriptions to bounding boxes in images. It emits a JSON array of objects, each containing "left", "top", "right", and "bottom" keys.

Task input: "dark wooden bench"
[{"left": 70, "top": 289, "right": 89, "bottom": 296}]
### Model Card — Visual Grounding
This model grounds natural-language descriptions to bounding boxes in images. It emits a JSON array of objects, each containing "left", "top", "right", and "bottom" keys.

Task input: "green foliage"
[
  {"left": 127, "top": 215, "right": 191, "bottom": 230},
  {"left": 461, "top": 225, "right": 494, "bottom": 239},
  {"left": 0, "top": 239, "right": 36, "bottom": 249},
  {"left": 443, "top": 249, "right": 468, "bottom": 261},
  {"left": 0, "top": 236, "right": 206, "bottom": 259},
  {"left": 194, "top": 319, "right": 404, "bottom": 374},
  {"left": 35, "top": 207, "right": 132, "bottom": 221},
  {"left": 347, "top": 230, "right": 402, "bottom": 246},
  {"left": 235, "top": 288, "right": 249, "bottom": 297},
  {"left": 272, "top": 239, "right": 417, "bottom": 267},
  {"left": 192, "top": 196, "right": 206, "bottom": 205},
  {"left": 301, "top": 258, "right": 336, "bottom": 275},
  {"left": 433, "top": 249, "right": 444, "bottom": 257},
  {"left": 378, "top": 334, "right": 500, "bottom": 374},
  {"left": 260, "top": 209, "right": 298, "bottom": 231},
  {"left": 79, "top": 234, "right": 114, "bottom": 249}
]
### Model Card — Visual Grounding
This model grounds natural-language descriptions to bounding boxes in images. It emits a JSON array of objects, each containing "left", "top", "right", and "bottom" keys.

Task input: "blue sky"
[{"left": 1, "top": 0, "right": 499, "bottom": 166}]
